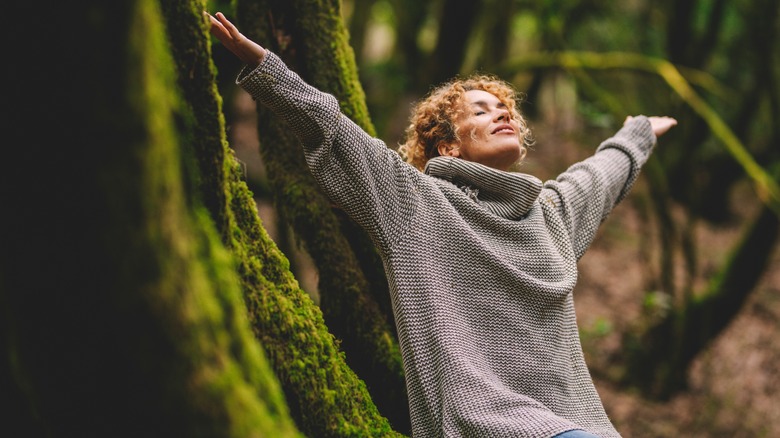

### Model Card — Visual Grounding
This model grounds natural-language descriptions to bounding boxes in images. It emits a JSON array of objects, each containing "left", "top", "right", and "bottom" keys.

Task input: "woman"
[{"left": 208, "top": 12, "right": 676, "bottom": 438}]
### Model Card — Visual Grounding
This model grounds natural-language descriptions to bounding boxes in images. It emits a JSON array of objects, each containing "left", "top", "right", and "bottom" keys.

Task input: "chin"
[{"left": 499, "top": 147, "right": 523, "bottom": 167}]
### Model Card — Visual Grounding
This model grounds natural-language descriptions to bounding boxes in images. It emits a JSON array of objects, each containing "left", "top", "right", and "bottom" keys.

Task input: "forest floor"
[{"left": 229, "top": 91, "right": 780, "bottom": 438}]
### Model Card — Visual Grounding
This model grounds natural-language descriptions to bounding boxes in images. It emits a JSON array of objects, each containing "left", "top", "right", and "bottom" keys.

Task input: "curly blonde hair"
[{"left": 398, "top": 74, "right": 533, "bottom": 170}]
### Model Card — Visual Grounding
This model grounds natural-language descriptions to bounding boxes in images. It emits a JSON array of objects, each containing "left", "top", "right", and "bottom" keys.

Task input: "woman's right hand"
[{"left": 206, "top": 12, "right": 267, "bottom": 67}]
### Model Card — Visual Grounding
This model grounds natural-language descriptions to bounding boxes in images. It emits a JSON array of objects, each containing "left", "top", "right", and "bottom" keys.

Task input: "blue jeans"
[{"left": 553, "top": 430, "right": 601, "bottom": 438}]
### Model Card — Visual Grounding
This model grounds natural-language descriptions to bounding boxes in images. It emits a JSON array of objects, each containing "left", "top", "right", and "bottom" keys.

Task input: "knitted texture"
[{"left": 238, "top": 52, "right": 656, "bottom": 438}]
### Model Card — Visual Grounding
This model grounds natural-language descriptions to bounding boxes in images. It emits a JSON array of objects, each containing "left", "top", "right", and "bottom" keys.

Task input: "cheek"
[
  {"left": 469, "top": 126, "right": 483, "bottom": 142},
  {"left": 455, "top": 123, "right": 477, "bottom": 145}
]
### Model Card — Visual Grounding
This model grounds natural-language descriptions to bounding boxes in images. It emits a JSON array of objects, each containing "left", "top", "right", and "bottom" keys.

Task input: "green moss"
[{"left": 231, "top": 0, "right": 410, "bottom": 432}]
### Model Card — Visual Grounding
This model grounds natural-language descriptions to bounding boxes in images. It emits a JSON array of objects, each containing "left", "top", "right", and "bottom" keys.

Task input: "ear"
[{"left": 437, "top": 142, "right": 460, "bottom": 158}]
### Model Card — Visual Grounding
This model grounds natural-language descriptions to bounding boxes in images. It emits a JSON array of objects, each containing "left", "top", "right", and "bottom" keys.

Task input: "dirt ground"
[{"left": 229, "top": 90, "right": 780, "bottom": 438}]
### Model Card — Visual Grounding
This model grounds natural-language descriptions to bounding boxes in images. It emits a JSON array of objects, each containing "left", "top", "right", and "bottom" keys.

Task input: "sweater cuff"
[
  {"left": 236, "top": 51, "right": 285, "bottom": 103},
  {"left": 594, "top": 115, "right": 656, "bottom": 204},
  {"left": 596, "top": 115, "right": 656, "bottom": 164}
]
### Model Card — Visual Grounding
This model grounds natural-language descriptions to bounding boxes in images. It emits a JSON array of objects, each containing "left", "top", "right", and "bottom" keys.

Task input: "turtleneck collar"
[{"left": 424, "top": 156, "right": 543, "bottom": 220}]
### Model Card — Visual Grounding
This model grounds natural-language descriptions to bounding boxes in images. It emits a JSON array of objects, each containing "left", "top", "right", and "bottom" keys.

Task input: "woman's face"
[{"left": 440, "top": 89, "right": 523, "bottom": 171}]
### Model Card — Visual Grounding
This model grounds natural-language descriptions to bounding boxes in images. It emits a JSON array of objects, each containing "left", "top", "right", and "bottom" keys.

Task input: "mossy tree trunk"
[
  {"left": 235, "top": 0, "right": 411, "bottom": 433},
  {"left": 161, "top": 1, "right": 401, "bottom": 436},
  {"left": 1, "top": 1, "right": 299, "bottom": 436}
]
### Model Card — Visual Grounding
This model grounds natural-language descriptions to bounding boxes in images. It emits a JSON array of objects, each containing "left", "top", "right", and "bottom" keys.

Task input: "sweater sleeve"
[
  {"left": 543, "top": 116, "right": 656, "bottom": 259},
  {"left": 236, "top": 52, "right": 420, "bottom": 252}
]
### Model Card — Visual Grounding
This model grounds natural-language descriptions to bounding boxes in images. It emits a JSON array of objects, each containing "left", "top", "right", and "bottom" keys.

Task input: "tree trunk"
[
  {"left": 162, "top": 1, "right": 402, "bottom": 436},
  {"left": 473, "top": 1, "right": 516, "bottom": 73},
  {"left": 389, "top": 0, "right": 429, "bottom": 90},
  {"left": 421, "top": 0, "right": 482, "bottom": 89},
  {"left": 1, "top": 1, "right": 299, "bottom": 436},
  {"left": 346, "top": 0, "right": 376, "bottom": 67},
  {"left": 234, "top": 1, "right": 411, "bottom": 432}
]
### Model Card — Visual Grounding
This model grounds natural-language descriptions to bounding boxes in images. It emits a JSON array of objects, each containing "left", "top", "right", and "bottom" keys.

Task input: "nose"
[{"left": 495, "top": 108, "right": 510, "bottom": 122}]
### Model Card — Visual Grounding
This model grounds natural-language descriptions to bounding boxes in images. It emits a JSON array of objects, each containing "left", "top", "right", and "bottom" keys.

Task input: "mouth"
[{"left": 492, "top": 124, "right": 515, "bottom": 135}]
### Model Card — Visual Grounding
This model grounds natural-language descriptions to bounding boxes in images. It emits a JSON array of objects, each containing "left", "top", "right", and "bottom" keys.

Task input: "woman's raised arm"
[{"left": 206, "top": 12, "right": 420, "bottom": 254}]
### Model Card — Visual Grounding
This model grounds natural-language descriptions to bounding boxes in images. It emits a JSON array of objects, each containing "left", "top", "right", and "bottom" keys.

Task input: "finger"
[
  {"left": 208, "top": 14, "right": 235, "bottom": 47},
  {"left": 208, "top": 14, "right": 228, "bottom": 37},
  {"left": 216, "top": 12, "right": 242, "bottom": 40},
  {"left": 205, "top": 12, "right": 225, "bottom": 33},
  {"left": 207, "top": 12, "right": 220, "bottom": 28}
]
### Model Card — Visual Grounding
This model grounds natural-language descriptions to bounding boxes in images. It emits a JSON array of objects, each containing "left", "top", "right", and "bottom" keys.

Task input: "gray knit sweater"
[{"left": 238, "top": 52, "right": 656, "bottom": 438}]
